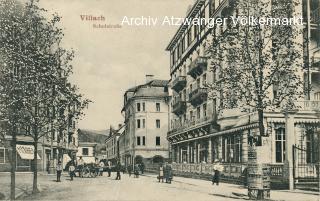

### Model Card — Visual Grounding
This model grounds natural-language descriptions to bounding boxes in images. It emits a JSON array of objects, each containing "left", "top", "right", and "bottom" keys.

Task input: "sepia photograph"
[{"left": 0, "top": 0, "right": 319, "bottom": 200}]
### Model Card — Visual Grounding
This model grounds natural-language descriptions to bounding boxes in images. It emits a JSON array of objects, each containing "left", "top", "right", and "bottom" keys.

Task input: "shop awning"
[
  {"left": 16, "top": 144, "right": 41, "bottom": 160},
  {"left": 81, "top": 156, "right": 95, "bottom": 164}
]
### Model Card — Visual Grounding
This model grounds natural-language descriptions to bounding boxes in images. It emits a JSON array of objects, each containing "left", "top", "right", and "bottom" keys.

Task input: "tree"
[
  {"left": 0, "top": 0, "right": 90, "bottom": 196},
  {"left": 207, "top": 0, "right": 303, "bottom": 199}
]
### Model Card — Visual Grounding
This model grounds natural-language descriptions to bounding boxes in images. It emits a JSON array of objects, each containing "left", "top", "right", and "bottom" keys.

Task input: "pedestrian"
[
  {"left": 164, "top": 163, "right": 173, "bottom": 184},
  {"left": 140, "top": 162, "right": 145, "bottom": 174},
  {"left": 77, "top": 156, "right": 84, "bottom": 177},
  {"left": 134, "top": 164, "right": 140, "bottom": 178},
  {"left": 95, "top": 158, "right": 100, "bottom": 176},
  {"left": 115, "top": 161, "right": 121, "bottom": 180},
  {"left": 56, "top": 161, "right": 63, "bottom": 182},
  {"left": 99, "top": 160, "right": 105, "bottom": 176},
  {"left": 158, "top": 164, "right": 164, "bottom": 183},
  {"left": 127, "top": 165, "right": 132, "bottom": 177},
  {"left": 107, "top": 160, "right": 112, "bottom": 177},
  {"left": 69, "top": 162, "right": 76, "bottom": 181},
  {"left": 212, "top": 159, "right": 223, "bottom": 186}
]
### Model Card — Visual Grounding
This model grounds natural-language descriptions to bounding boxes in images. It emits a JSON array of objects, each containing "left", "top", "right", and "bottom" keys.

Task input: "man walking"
[
  {"left": 69, "top": 162, "right": 76, "bottom": 181},
  {"left": 77, "top": 156, "right": 84, "bottom": 177}
]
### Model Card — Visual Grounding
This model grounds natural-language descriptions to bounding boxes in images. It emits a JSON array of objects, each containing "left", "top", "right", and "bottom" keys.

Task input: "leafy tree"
[{"left": 206, "top": 0, "right": 303, "bottom": 199}]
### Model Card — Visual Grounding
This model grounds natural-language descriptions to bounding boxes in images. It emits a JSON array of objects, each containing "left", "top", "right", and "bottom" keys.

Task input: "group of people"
[{"left": 158, "top": 163, "right": 173, "bottom": 183}]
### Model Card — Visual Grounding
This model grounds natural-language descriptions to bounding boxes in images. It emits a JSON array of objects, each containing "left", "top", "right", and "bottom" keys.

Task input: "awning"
[
  {"left": 79, "top": 156, "right": 95, "bottom": 164},
  {"left": 16, "top": 144, "right": 41, "bottom": 160}
]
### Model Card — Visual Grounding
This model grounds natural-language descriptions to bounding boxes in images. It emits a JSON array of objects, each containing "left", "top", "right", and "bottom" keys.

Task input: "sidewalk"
[{"left": 142, "top": 173, "right": 320, "bottom": 201}]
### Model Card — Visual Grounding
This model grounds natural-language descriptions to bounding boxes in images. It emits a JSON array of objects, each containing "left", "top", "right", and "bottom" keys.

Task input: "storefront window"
[
  {"left": 306, "top": 129, "right": 319, "bottom": 164},
  {"left": 222, "top": 134, "right": 242, "bottom": 163},
  {"left": 0, "top": 148, "right": 5, "bottom": 163}
]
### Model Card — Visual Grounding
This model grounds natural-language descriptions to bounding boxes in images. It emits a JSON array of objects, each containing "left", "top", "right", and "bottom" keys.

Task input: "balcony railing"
[
  {"left": 189, "top": 88, "right": 208, "bottom": 106},
  {"left": 295, "top": 101, "right": 320, "bottom": 111},
  {"left": 270, "top": 164, "right": 284, "bottom": 177},
  {"left": 187, "top": 57, "right": 208, "bottom": 79},
  {"left": 172, "top": 100, "right": 187, "bottom": 115},
  {"left": 168, "top": 116, "right": 213, "bottom": 136},
  {"left": 311, "top": 7, "right": 320, "bottom": 24},
  {"left": 171, "top": 76, "right": 187, "bottom": 92}
]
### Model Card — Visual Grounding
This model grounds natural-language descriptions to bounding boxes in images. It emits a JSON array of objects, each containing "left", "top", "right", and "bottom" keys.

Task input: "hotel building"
[{"left": 166, "top": 0, "right": 319, "bottom": 190}]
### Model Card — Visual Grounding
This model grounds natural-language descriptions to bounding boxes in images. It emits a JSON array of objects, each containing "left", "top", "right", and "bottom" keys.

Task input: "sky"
[{"left": 38, "top": 0, "right": 194, "bottom": 130}]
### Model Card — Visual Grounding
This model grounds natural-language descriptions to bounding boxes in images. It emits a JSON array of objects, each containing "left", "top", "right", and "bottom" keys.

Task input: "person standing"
[
  {"left": 115, "top": 161, "right": 121, "bottom": 180},
  {"left": 56, "top": 161, "right": 63, "bottom": 182},
  {"left": 107, "top": 160, "right": 112, "bottom": 177},
  {"left": 127, "top": 165, "right": 132, "bottom": 177},
  {"left": 77, "top": 156, "right": 84, "bottom": 177},
  {"left": 99, "top": 160, "right": 105, "bottom": 176},
  {"left": 134, "top": 164, "right": 140, "bottom": 178},
  {"left": 158, "top": 164, "right": 164, "bottom": 183},
  {"left": 212, "top": 159, "right": 223, "bottom": 186},
  {"left": 69, "top": 162, "right": 76, "bottom": 181},
  {"left": 165, "top": 163, "right": 173, "bottom": 184},
  {"left": 140, "top": 162, "right": 145, "bottom": 174}
]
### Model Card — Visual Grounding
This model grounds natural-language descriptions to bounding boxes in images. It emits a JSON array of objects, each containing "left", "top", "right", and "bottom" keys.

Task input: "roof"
[{"left": 166, "top": 0, "right": 205, "bottom": 51}]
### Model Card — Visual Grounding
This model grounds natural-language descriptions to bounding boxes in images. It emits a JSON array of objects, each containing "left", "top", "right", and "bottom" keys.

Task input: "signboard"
[{"left": 16, "top": 144, "right": 41, "bottom": 160}]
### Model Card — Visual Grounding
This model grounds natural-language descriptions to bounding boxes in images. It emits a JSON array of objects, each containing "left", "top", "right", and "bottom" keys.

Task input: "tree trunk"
[
  {"left": 32, "top": 138, "right": 39, "bottom": 194},
  {"left": 258, "top": 109, "right": 265, "bottom": 136},
  {"left": 10, "top": 131, "right": 16, "bottom": 200}
]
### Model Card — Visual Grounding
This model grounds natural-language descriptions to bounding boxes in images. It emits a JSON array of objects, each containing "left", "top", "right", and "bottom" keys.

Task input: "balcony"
[
  {"left": 295, "top": 101, "right": 320, "bottom": 111},
  {"left": 187, "top": 57, "right": 208, "bottom": 79},
  {"left": 171, "top": 76, "right": 187, "bottom": 92},
  {"left": 172, "top": 100, "right": 187, "bottom": 115},
  {"left": 311, "top": 56, "right": 320, "bottom": 71},
  {"left": 311, "top": 7, "right": 320, "bottom": 24},
  {"left": 168, "top": 116, "right": 214, "bottom": 136},
  {"left": 189, "top": 88, "right": 207, "bottom": 106}
]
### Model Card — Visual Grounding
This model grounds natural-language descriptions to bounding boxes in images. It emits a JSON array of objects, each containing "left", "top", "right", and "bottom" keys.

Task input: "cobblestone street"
[{"left": 0, "top": 172, "right": 319, "bottom": 201}]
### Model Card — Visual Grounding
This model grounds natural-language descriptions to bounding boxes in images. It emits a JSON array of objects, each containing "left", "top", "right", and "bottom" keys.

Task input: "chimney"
[{"left": 146, "top": 74, "right": 154, "bottom": 83}]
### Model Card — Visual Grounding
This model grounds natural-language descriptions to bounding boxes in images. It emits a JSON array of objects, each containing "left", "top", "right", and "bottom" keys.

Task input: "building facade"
[
  {"left": 166, "top": 0, "right": 320, "bottom": 190},
  {"left": 121, "top": 75, "right": 170, "bottom": 166}
]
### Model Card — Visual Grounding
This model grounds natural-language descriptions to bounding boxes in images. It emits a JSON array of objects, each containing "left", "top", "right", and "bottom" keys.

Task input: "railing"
[
  {"left": 311, "top": 7, "right": 320, "bottom": 24},
  {"left": 172, "top": 100, "right": 187, "bottom": 115},
  {"left": 168, "top": 116, "right": 213, "bottom": 136},
  {"left": 171, "top": 76, "right": 187, "bottom": 92},
  {"left": 270, "top": 164, "right": 284, "bottom": 177},
  {"left": 189, "top": 88, "right": 207, "bottom": 105},
  {"left": 187, "top": 57, "right": 208, "bottom": 78}
]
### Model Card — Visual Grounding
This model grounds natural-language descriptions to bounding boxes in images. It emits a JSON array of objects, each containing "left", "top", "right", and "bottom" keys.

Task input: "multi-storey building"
[
  {"left": 105, "top": 124, "right": 125, "bottom": 164},
  {"left": 121, "top": 75, "right": 170, "bottom": 166},
  {"left": 166, "top": 0, "right": 319, "bottom": 190}
]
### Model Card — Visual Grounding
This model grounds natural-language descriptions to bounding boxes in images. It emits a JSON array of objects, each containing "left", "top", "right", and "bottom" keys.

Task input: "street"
[{"left": 0, "top": 172, "right": 319, "bottom": 201}]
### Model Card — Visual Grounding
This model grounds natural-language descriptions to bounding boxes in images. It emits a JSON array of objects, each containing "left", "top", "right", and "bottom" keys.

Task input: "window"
[
  {"left": 203, "top": 103, "right": 207, "bottom": 117},
  {"left": 202, "top": 73, "right": 207, "bottom": 86},
  {"left": 142, "top": 119, "right": 145, "bottom": 128},
  {"left": 156, "top": 103, "right": 160, "bottom": 112},
  {"left": 197, "top": 107, "right": 201, "bottom": 119},
  {"left": 275, "top": 127, "right": 285, "bottom": 163},
  {"left": 156, "top": 119, "right": 160, "bottom": 128},
  {"left": 82, "top": 148, "right": 89, "bottom": 156},
  {"left": 142, "top": 136, "right": 146, "bottom": 146},
  {"left": 137, "top": 119, "right": 141, "bottom": 129},
  {"left": 156, "top": 136, "right": 161, "bottom": 146},
  {"left": 142, "top": 102, "right": 145, "bottom": 111},
  {"left": 137, "top": 136, "right": 141, "bottom": 146},
  {"left": 137, "top": 103, "right": 141, "bottom": 112},
  {"left": 314, "top": 92, "right": 320, "bottom": 100},
  {"left": 222, "top": 134, "right": 242, "bottom": 163},
  {"left": 196, "top": 78, "right": 200, "bottom": 88},
  {"left": 306, "top": 129, "right": 318, "bottom": 163},
  {"left": 0, "top": 148, "right": 5, "bottom": 163}
]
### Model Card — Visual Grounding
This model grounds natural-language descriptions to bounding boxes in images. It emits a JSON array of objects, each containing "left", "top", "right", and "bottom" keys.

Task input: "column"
[
  {"left": 208, "top": 138, "right": 212, "bottom": 163},
  {"left": 180, "top": 146, "right": 183, "bottom": 163},
  {"left": 284, "top": 111, "right": 296, "bottom": 190},
  {"left": 197, "top": 142, "right": 201, "bottom": 163},
  {"left": 242, "top": 131, "right": 248, "bottom": 163},
  {"left": 194, "top": 141, "right": 197, "bottom": 163},
  {"left": 187, "top": 143, "right": 190, "bottom": 163},
  {"left": 176, "top": 144, "right": 180, "bottom": 163}
]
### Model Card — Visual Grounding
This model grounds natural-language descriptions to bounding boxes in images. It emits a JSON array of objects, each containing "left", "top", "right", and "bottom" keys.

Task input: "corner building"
[
  {"left": 166, "top": 0, "right": 320, "bottom": 190},
  {"left": 121, "top": 76, "right": 170, "bottom": 166}
]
